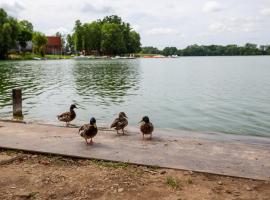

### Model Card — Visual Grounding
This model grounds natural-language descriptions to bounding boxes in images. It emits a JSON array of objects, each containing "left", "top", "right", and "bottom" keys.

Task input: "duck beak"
[
  {"left": 93, "top": 123, "right": 97, "bottom": 128},
  {"left": 138, "top": 120, "right": 143, "bottom": 124}
]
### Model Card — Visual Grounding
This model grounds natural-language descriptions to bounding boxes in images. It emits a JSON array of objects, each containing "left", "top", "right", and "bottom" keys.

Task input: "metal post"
[{"left": 12, "top": 88, "right": 23, "bottom": 118}]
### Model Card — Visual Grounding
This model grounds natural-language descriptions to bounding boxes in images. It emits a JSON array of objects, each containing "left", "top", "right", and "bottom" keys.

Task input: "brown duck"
[
  {"left": 78, "top": 117, "right": 98, "bottom": 145},
  {"left": 110, "top": 112, "right": 128, "bottom": 134},
  {"left": 57, "top": 104, "right": 77, "bottom": 126},
  {"left": 139, "top": 116, "right": 154, "bottom": 139}
]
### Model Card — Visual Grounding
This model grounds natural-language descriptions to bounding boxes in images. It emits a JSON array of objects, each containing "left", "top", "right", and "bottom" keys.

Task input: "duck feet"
[{"left": 86, "top": 138, "right": 93, "bottom": 145}]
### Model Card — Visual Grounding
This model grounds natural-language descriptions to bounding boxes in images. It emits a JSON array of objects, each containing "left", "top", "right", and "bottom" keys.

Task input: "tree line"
[
  {"left": 0, "top": 8, "right": 48, "bottom": 59},
  {"left": 67, "top": 15, "right": 141, "bottom": 55},
  {"left": 142, "top": 44, "right": 270, "bottom": 56},
  {"left": 0, "top": 8, "right": 141, "bottom": 59}
]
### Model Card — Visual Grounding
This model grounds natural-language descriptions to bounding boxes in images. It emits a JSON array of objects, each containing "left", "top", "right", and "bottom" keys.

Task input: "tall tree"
[
  {"left": 101, "top": 23, "right": 126, "bottom": 55},
  {"left": 128, "top": 31, "right": 141, "bottom": 53},
  {"left": 0, "top": 8, "right": 20, "bottom": 59},
  {"left": 83, "top": 21, "right": 102, "bottom": 53},
  {"left": 73, "top": 20, "right": 83, "bottom": 52},
  {"left": 32, "top": 32, "right": 47, "bottom": 57},
  {"left": 18, "top": 20, "right": 33, "bottom": 52},
  {"left": 66, "top": 34, "right": 74, "bottom": 53}
]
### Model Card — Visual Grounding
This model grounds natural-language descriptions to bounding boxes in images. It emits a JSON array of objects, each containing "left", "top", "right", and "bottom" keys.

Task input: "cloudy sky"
[{"left": 1, "top": 0, "right": 270, "bottom": 48}]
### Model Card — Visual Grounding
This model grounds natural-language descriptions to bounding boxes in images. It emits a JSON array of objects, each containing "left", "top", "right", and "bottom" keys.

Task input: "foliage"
[
  {"left": 141, "top": 46, "right": 161, "bottom": 54},
  {"left": 66, "top": 34, "right": 74, "bottom": 53},
  {"left": 166, "top": 176, "right": 182, "bottom": 189},
  {"left": 162, "top": 47, "right": 178, "bottom": 56},
  {"left": 72, "top": 15, "right": 141, "bottom": 55},
  {"left": 101, "top": 23, "right": 126, "bottom": 55},
  {"left": 32, "top": 32, "right": 48, "bottom": 57},
  {"left": 0, "top": 8, "right": 20, "bottom": 59},
  {"left": 142, "top": 44, "right": 270, "bottom": 56},
  {"left": 18, "top": 20, "right": 33, "bottom": 51}
]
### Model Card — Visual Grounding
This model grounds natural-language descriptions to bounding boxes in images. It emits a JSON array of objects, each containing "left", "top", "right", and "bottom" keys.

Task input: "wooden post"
[{"left": 12, "top": 88, "right": 23, "bottom": 118}]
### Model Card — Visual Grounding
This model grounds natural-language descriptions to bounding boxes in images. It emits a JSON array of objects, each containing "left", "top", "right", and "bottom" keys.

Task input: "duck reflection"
[{"left": 73, "top": 60, "right": 141, "bottom": 105}]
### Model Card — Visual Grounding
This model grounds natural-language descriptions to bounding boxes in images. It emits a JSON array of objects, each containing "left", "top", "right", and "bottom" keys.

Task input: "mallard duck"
[
  {"left": 110, "top": 112, "right": 128, "bottom": 134},
  {"left": 139, "top": 116, "right": 154, "bottom": 140},
  {"left": 57, "top": 104, "right": 77, "bottom": 126},
  {"left": 78, "top": 117, "right": 98, "bottom": 145}
]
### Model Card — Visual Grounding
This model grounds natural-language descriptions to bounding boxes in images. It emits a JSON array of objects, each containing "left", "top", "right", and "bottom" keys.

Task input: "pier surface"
[{"left": 0, "top": 120, "right": 269, "bottom": 180}]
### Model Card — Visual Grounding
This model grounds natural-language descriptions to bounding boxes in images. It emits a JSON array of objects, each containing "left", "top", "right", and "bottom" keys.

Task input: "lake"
[{"left": 0, "top": 56, "right": 270, "bottom": 137}]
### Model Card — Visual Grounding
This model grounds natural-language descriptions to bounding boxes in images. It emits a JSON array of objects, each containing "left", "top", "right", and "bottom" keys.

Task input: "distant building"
[{"left": 45, "top": 36, "right": 62, "bottom": 54}]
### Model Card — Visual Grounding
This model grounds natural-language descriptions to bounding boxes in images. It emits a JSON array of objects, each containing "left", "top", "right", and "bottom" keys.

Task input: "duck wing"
[
  {"left": 110, "top": 118, "right": 120, "bottom": 128},
  {"left": 57, "top": 111, "right": 71, "bottom": 122},
  {"left": 140, "top": 122, "right": 154, "bottom": 134},
  {"left": 79, "top": 124, "right": 98, "bottom": 138},
  {"left": 117, "top": 118, "right": 128, "bottom": 129}
]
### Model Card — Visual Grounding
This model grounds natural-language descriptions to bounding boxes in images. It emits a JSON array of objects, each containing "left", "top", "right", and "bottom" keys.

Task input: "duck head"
[
  {"left": 70, "top": 104, "right": 77, "bottom": 110},
  {"left": 139, "top": 116, "right": 150, "bottom": 123},
  {"left": 90, "top": 117, "right": 97, "bottom": 128},
  {"left": 119, "top": 112, "right": 128, "bottom": 118}
]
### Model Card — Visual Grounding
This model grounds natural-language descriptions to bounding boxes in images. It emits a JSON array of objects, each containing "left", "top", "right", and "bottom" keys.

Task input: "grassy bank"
[{"left": 8, "top": 53, "right": 72, "bottom": 60}]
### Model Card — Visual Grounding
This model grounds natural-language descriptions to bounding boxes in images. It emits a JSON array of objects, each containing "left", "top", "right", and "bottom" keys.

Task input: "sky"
[{"left": 1, "top": 0, "right": 270, "bottom": 49}]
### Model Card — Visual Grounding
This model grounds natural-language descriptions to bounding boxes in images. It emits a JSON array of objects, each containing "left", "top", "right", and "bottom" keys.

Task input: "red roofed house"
[{"left": 45, "top": 36, "right": 62, "bottom": 54}]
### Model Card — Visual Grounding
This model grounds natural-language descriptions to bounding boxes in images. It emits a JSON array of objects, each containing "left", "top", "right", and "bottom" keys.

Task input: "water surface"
[{"left": 0, "top": 57, "right": 270, "bottom": 137}]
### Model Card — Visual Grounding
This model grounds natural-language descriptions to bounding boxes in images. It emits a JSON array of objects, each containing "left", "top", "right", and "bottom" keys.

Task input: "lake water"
[{"left": 0, "top": 57, "right": 270, "bottom": 137}]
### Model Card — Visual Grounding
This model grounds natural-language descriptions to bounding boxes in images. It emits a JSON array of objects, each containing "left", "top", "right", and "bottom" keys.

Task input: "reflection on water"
[
  {"left": 0, "top": 57, "right": 270, "bottom": 137},
  {"left": 73, "top": 60, "right": 141, "bottom": 106}
]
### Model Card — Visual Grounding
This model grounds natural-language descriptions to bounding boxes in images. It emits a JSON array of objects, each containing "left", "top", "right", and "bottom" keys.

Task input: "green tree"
[
  {"left": 83, "top": 21, "right": 102, "bottom": 54},
  {"left": 66, "top": 34, "right": 74, "bottom": 53},
  {"left": 243, "top": 43, "right": 259, "bottom": 55},
  {"left": 0, "top": 8, "right": 20, "bottom": 59},
  {"left": 162, "top": 47, "right": 178, "bottom": 56},
  {"left": 141, "top": 46, "right": 161, "bottom": 54},
  {"left": 74, "top": 20, "right": 83, "bottom": 52},
  {"left": 101, "top": 23, "right": 125, "bottom": 55},
  {"left": 18, "top": 20, "right": 33, "bottom": 52},
  {"left": 32, "top": 32, "right": 47, "bottom": 57},
  {"left": 128, "top": 31, "right": 141, "bottom": 53}
]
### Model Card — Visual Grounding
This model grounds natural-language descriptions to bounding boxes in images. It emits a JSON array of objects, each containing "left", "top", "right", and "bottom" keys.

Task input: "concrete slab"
[{"left": 0, "top": 120, "right": 269, "bottom": 180}]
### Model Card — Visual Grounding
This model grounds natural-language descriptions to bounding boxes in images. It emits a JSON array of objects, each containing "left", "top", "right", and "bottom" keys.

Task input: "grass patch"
[
  {"left": 89, "top": 159, "right": 129, "bottom": 169},
  {"left": 7, "top": 53, "right": 72, "bottom": 60},
  {"left": 187, "top": 177, "right": 193, "bottom": 184},
  {"left": 166, "top": 176, "right": 182, "bottom": 189},
  {"left": 146, "top": 165, "right": 160, "bottom": 170}
]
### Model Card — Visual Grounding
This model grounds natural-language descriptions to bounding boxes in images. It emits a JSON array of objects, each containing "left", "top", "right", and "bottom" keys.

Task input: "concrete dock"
[{"left": 0, "top": 120, "right": 269, "bottom": 180}]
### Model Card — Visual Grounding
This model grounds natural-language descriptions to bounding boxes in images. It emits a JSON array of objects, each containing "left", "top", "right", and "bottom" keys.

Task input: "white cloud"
[
  {"left": 202, "top": 1, "right": 222, "bottom": 13},
  {"left": 0, "top": 0, "right": 269, "bottom": 48},
  {"left": 208, "top": 17, "right": 258, "bottom": 33},
  {"left": 260, "top": 8, "right": 270, "bottom": 16},
  {"left": 0, "top": 1, "right": 24, "bottom": 17},
  {"left": 209, "top": 22, "right": 228, "bottom": 32},
  {"left": 80, "top": 2, "right": 114, "bottom": 13},
  {"left": 47, "top": 27, "right": 70, "bottom": 36},
  {"left": 145, "top": 27, "right": 179, "bottom": 36}
]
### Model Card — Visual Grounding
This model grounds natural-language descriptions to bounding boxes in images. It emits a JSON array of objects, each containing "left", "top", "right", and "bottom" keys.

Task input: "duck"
[
  {"left": 57, "top": 104, "right": 77, "bottom": 126},
  {"left": 78, "top": 117, "right": 98, "bottom": 145},
  {"left": 139, "top": 116, "right": 154, "bottom": 140},
  {"left": 110, "top": 112, "right": 128, "bottom": 134}
]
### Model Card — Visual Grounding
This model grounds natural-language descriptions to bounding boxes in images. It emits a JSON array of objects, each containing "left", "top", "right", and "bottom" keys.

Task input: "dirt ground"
[{"left": 0, "top": 150, "right": 269, "bottom": 200}]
